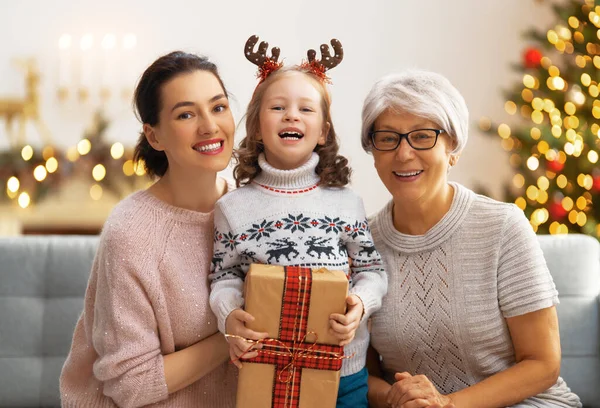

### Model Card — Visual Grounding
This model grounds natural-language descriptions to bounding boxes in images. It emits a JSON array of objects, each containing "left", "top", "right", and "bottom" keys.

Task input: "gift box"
[{"left": 236, "top": 264, "right": 349, "bottom": 408}]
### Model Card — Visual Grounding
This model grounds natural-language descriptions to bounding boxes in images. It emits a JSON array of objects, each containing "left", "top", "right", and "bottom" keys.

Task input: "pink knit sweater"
[{"left": 60, "top": 187, "right": 237, "bottom": 408}]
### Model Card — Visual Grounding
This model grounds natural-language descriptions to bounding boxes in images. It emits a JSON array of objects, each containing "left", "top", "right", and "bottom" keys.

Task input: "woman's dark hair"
[{"left": 133, "top": 51, "right": 228, "bottom": 178}]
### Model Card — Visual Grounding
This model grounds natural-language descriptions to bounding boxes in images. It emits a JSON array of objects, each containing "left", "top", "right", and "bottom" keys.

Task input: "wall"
[{"left": 0, "top": 0, "right": 556, "bottom": 216}]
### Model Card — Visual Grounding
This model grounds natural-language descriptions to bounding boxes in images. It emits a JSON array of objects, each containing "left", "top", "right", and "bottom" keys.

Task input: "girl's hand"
[
  {"left": 329, "top": 294, "right": 363, "bottom": 346},
  {"left": 387, "top": 372, "right": 453, "bottom": 408},
  {"left": 224, "top": 309, "right": 268, "bottom": 368}
]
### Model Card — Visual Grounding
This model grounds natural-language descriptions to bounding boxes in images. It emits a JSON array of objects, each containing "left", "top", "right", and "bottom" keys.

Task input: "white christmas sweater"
[{"left": 209, "top": 152, "right": 387, "bottom": 376}]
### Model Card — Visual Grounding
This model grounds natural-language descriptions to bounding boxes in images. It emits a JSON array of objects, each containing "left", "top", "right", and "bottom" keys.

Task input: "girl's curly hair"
[{"left": 234, "top": 66, "right": 351, "bottom": 187}]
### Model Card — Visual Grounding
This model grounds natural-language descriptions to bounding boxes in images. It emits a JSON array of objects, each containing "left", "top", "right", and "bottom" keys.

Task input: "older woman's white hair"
[{"left": 361, "top": 70, "right": 469, "bottom": 155}]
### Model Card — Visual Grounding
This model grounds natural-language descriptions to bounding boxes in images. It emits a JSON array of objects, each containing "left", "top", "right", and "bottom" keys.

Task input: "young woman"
[{"left": 60, "top": 51, "right": 238, "bottom": 407}]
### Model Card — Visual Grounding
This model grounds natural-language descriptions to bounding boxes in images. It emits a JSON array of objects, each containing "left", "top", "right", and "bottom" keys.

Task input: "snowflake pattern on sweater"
[
  {"left": 208, "top": 153, "right": 387, "bottom": 377},
  {"left": 211, "top": 213, "right": 379, "bottom": 274}
]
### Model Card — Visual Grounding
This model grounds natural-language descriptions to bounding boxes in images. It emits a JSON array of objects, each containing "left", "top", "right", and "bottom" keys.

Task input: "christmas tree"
[{"left": 482, "top": 0, "right": 600, "bottom": 239}]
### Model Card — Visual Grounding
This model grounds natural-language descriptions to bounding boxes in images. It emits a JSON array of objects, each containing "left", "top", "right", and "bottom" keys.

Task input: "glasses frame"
[{"left": 369, "top": 128, "right": 444, "bottom": 151}]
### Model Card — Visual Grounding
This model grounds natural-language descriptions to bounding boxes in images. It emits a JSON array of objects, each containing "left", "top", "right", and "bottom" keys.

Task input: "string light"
[
  {"left": 46, "top": 157, "right": 58, "bottom": 173},
  {"left": 527, "top": 156, "right": 540, "bottom": 170},
  {"left": 21, "top": 145, "right": 33, "bottom": 161},
  {"left": 134, "top": 162, "right": 145, "bottom": 176},
  {"left": 562, "top": 196, "right": 574, "bottom": 211},
  {"left": 92, "top": 164, "right": 106, "bottom": 181},
  {"left": 18, "top": 192, "right": 30, "bottom": 208},
  {"left": 90, "top": 184, "right": 103, "bottom": 200},
  {"left": 526, "top": 185, "right": 540, "bottom": 200},
  {"left": 523, "top": 75, "right": 537, "bottom": 89},
  {"left": 110, "top": 143, "right": 125, "bottom": 159},
  {"left": 498, "top": 124, "right": 511, "bottom": 139},
  {"left": 557, "top": 175, "right": 568, "bottom": 189},
  {"left": 33, "top": 165, "right": 47, "bottom": 182},
  {"left": 569, "top": 16, "right": 580, "bottom": 29},
  {"left": 513, "top": 174, "right": 525, "bottom": 188},
  {"left": 531, "top": 110, "right": 544, "bottom": 124},
  {"left": 123, "top": 160, "right": 135, "bottom": 176},
  {"left": 77, "top": 139, "right": 92, "bottom": 155},
  {"left": 7, "top": 177, "right": 19, "bottom": 193},
  {"left": 522, "top": 89, "right": 534, "bottom": 102},
  {"left": 504, "top": 101, "right": 517, "bottom": 115},
  {"left": 581, "top": 73, "right": 591, "bottom": 86}
]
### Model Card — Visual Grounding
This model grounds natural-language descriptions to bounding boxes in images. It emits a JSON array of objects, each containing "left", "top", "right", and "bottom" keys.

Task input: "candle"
[
  {"left": 79, "top": 34, "right": 94, "bottom": 100},
  {"left": 58, "top": 34, "right": 71, "bottom": 99},
  {"left": 100, "top": 33, "right": 116, "bottom": 100},
  {"left": 121, "top": 33, "right": 137, "bottom": 100}
]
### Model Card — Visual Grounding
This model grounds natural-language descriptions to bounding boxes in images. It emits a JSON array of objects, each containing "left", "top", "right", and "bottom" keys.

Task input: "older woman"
[{"left": 363, "top": 70, "right": 581, "bottom": 408}]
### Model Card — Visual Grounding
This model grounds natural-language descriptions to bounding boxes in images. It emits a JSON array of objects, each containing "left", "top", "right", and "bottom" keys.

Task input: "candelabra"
[{"left": 57, "top": 33, "right": 138, "bottom": 103}]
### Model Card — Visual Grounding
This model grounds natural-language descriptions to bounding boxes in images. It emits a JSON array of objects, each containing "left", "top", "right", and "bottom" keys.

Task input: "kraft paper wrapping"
[{"left": 236, "top": 264, "right": 349, "bottom": 408}]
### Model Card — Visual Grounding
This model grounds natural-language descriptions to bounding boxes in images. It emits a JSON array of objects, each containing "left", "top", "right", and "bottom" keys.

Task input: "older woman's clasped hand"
[{"left": 386, "top": 372, "right": 454, "bottom": 408}]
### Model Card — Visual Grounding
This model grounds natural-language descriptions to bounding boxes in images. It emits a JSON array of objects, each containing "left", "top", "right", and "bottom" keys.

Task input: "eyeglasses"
[{"left": 369, "top": 128, "right": 444, "bottom": 151}]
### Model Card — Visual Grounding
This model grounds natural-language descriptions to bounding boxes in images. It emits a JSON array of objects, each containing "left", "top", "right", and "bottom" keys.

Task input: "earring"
[{"left": 447, "top": 158, "right": 455, "bottom": 174}]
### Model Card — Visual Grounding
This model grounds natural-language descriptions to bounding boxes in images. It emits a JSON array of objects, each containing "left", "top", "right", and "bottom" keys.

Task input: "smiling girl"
[{"left": 208, "top": 37, "right": 387, "bottom": 408}]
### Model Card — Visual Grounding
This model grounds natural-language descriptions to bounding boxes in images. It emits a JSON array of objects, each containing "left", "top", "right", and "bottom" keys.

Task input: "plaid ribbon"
[{"left": 241, "top": 266, "right": 345, "bottom": 408}]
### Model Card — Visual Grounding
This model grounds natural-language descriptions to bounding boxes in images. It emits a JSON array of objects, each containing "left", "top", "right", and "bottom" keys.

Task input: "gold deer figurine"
[{"left": 0, "top": 59, "right": 53, "bottom": 148}]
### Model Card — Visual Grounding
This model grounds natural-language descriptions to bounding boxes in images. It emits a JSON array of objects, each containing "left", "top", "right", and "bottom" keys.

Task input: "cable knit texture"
[
  {"left": 369, "top": 183, "right": 581, "bottom": 407},
  {"left": 60, "top": 182, "right": 237, "bottom": 408},
  {"left": 209, "top": 152, "right": 387, "bottom": 377}
]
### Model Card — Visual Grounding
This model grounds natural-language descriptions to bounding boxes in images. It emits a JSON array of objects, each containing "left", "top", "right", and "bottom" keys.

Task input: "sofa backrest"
[
  {"left": 0, "top": 234, "right": 598, "bottom": 407},
  {"left": 538, "top": 234, "right": 600, "bottom": 406},
  {"left": 0, "top": 236, "right": 98, "bottom": 408}
]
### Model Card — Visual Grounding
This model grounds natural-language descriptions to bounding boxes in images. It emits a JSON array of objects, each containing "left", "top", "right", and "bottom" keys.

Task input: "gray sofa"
[{"left": 0, "top": 234, "right": 598, "bottom": 407}]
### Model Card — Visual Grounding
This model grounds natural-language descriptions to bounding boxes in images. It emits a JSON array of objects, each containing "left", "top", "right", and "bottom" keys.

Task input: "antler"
[
  {"left": 244, "top": 35, "right": 280, "bottom": 66},
  {"left": 13, "top": 57, "right": 38, "bottom": 73},
  {"left": 307, "top": 39, "right": 343, "bottom": 71}
]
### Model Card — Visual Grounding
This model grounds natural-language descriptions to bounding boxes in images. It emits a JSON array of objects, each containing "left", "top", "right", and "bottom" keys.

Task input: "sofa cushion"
[
  {"left": 0, "top": 236, "right": 98, "bottom": 408},
  {"left": 538, "top": 234, "right": 600, "bottom": 407}
]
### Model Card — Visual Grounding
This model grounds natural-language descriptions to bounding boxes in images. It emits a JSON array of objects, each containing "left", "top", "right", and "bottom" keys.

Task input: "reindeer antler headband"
[
  {"left": 301, "top": 39, "right": 343, "bottom": 84},
  {"left": 244, "top": 35, "right": 343, "bottom": 85},
  {"left": 244, "top": 35, "right": 282, "bottom": 83}
]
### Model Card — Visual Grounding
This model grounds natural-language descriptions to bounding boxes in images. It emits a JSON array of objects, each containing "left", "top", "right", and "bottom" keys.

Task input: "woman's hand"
[
  {"left": 329, "top": 294, "right": 364, "bottom": 346},
  {"left": 224, "top": 308, "right": 268, "bottom": 368},
  {"left": 386, "top": 372, "right": 453, "bottom": 408}
]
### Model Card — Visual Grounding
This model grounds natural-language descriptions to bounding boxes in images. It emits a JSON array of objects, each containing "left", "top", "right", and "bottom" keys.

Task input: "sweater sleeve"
[
  {"left": 497, "top": 204, "right": 559, "bottom": 318},
  {"left": 209, "top": 202, "right": 245, "bottom": 334},
  {"left": 342, "top": 195, "right": 388, "bottom": 320},
  {"left": 90, "top": 226, "right": 169, "bottom": 408}
]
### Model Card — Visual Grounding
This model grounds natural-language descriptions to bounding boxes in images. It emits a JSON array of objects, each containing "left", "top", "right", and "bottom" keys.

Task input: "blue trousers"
[{"left": 336, "top": 366, "right": 369, "bottom": 408}]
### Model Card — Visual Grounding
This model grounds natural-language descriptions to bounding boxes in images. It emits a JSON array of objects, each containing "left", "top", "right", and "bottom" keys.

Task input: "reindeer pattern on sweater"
[{"left": 211, "top": 212, "right": 380, "bottom": 278}]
